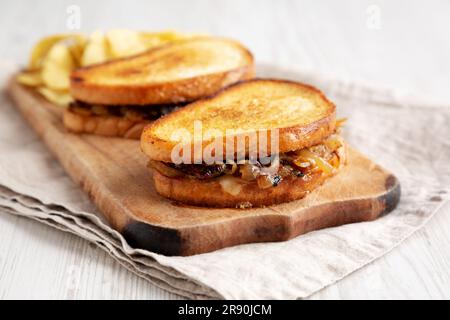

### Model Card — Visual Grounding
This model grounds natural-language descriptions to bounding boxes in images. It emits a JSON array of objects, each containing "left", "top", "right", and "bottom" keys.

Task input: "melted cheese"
[{"left": 219, "top": 176, "right": 243, "bottom": 196}]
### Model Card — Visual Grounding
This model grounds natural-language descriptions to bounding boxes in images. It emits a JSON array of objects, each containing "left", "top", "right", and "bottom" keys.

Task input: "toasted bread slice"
[
  {"left": 152, "top": 170, "right": 326, "bottom": 208},
  {"left": 63, "top": 109, "right": 149, "bottom": 139},
  {"left": 151, "top": 142, "right": 346, "bottom": 208},
  {"left": 70, "top": 37, "right": 254, "bottom": 105},
  {"left": 141, "top": 79, "right": 336, "bottom": 162}
]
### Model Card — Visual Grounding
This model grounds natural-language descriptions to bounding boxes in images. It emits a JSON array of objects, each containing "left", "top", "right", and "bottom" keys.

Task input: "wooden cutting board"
[{"left": 7, "top": 78, "right": 401, "bottom": 256}]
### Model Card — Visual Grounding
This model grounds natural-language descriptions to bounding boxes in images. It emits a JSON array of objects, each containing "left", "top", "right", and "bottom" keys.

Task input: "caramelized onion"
[
  {"left": 295, "top": 149, "right": 335, "bottom": 175},
  {"left": 328, "top": 154, "right": 340, "bottom": 169},
  {"left": 323, "top": 134, "right": 343, "bottom": 152},
  {"left": 336, "top": 118, "right": 347, "bottom": 128},
  {"left": 146, "top": 134, "right": 343, "bottom": 190},
  {"left": 225, "top": 163, "right": 238, "bottom": 175},
  {"left": 91, "top": 105, "right": 109, "bottom": 116},
  {"left": 256, "top": 174, "right": 282, "bottom": 189},
  {"left": 239, "top": 163, "right": 260, "bottom": 181},
  {"left": 147, "top": 160, "right": 182, "bottom": 178}
]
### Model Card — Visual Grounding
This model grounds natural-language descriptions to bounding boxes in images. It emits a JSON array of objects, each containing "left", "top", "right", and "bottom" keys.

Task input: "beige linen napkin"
[{"left": 0, "top": 63, "right": 449, "bottom": 299}]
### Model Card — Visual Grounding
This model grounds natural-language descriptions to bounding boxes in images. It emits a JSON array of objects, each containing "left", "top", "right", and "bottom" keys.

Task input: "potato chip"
[
  {"left": 38, "top": 87, "right": 73, "bottom": 106},
  {"left": 41, "top": 43, "right": 75, "bottom": 90},
  {"left": 63, "top": 35, "right": 87, "bottom": 66},
  {"left": 20, "top": 29, "right": 205, "bottom": 106},
  {"left": 16, "top": 70, "right": 43, "bottom": 87},
  {"left": 106, "top": 29, "right": 147, "bottom": 58},
  {"left": 28, "top": 34, "right": 81, "bottom": 69},
  {"left": 81, "top": 31, "right": 110, "bottom": 66}
]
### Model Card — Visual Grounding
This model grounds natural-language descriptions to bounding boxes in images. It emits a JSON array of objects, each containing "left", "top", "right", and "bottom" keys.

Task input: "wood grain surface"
[{"left": 8, "top": 78, "right": 400, "bottom": 256}]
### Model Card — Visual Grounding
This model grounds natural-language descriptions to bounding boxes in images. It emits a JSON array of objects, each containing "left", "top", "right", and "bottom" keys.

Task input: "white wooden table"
[{"left": 1, "top": 0, "right": 449, "bottom": 299}]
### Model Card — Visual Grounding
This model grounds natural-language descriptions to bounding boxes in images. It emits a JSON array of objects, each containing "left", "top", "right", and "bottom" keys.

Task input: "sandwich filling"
[
  {"left": 69, "top": 100, "right": 184, "bottom": 121},
  {"left": 148, "top": 134, "right": 345, "bottom": 189}
]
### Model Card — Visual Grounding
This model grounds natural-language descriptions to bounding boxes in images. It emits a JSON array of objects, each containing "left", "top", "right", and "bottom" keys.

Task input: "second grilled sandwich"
[
  {"left": 141, "top": 79, "right": 347, "bottom": 208},
  {"left": 64, "top": 37, "right": 254, "bottom": 138}
]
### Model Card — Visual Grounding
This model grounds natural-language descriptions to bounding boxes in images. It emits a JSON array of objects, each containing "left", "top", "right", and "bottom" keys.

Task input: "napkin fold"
[{"left": 0, "top": 64, "right": 449, "bottom": 299}]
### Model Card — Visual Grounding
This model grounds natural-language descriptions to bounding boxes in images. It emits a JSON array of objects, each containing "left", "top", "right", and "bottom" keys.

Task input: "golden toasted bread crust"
[
  {"left": 63, "top": 109, "right": 149, "bottom": 139},
  {"left": 70, "top": 37, "right": 254, "bottom": 105},
  {"left": 141, "top": 79, "right": 336, "bottom": 162},
  {"left": 152, "top": 169, "right": 327, "bottom": 208}
]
